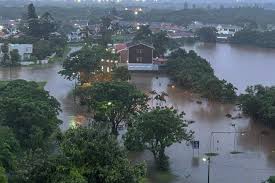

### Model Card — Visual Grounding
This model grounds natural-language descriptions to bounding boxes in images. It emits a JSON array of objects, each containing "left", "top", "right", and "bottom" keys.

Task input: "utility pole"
[
  {"left": 203, "top": 156, "right": 211, "bottom": 183},
  {"left": 207, "top": 157, "right": 210, "bottom": 183}
]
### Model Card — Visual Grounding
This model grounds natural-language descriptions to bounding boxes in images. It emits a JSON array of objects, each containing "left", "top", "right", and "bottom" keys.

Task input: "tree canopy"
[
  {"left": 230, "top": 30, "right": 275, "bottom": 48},
  {"left": 0, "top": 126, "right": 20, "bottom": 172},
  {"left": 124, "top": 108, "right": 193, "bottom": 170},
  {"left": 78, "top": 81, "right": 148, "bottom": 135},
  {"left": 239, "top": 85, "right": 275, "bottom": 127},
  {"left": 59, "top": 45, "right": 117, "bottom": 84},
  {"left": 25, "top": 3, "right": 57, "bottom": 39},
  {"left": 112, "top": 66, "right": 131, "bottom": 81},
  {"left": 197, "top": 27, "right": 217, "bottom": 42},
  {"left": 60, "top": 126, "right": 146, "bottom": 183},
  {"left": 133, "top": 26, "right": 170, "bottom": 57},
  {"left": 167, "top": 48, "right": 237, "bottom": 102},
  {"left": 0, "top": 80, "right": 61, "bottom": 149}
]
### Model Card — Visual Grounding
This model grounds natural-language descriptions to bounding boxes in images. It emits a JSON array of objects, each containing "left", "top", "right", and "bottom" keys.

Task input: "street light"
[{"left": 202, "top": 157, "right": 211, "bottom": 183}]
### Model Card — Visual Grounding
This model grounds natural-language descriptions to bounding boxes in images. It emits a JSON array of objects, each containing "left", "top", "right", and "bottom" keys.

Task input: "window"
[
  {"left": 136, "top": 49, "right": 143, "bottom": 54},
  {"left": 136, "top": 57, "right": 143, "bottom": 63}
]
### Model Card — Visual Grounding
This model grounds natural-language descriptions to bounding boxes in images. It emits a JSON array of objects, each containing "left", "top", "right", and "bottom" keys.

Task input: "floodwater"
[{"left": 0, "top": 43, "right": 275, "bottom": 183}]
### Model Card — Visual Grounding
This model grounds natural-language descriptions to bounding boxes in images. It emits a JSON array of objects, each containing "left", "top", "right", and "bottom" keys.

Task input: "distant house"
[
  {"left": 67, "top": 29, "right": 82, "bottom": 42},
  {"left": 114, "top": 41, "right": 170, "bottom": 71},
  {"left": 9, "top": 44, "right": 33, "bottom": 61},
  {"left": 127, "top": 43, "right": 155, "bottom": 71},
  {"left": 0, "top": 43, "right": 33, "bottom": 62},
  {"left": 216, "top": 24, "right": 242, "bottom": 38},
  {"left": 115, "top": 43, "right": 128, "bottom": 64},
  {"left": 167, "top": 30, "right": 195, "bottom": 39}
]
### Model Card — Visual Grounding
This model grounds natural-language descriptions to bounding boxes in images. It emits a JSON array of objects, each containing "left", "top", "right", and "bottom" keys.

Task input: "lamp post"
[{"left": 203, "top": 157, "right": 211, "bottom": 183}]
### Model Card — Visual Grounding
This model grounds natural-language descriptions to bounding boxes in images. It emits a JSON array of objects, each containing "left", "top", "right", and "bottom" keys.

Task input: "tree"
[
  {"left": 82, "top": 81, "right": 148, "bottom": 135},
  {"left": 61, "top": 126, "right": 146, "bottom": 183},
  {"left": 27, "top": 3, "right": 40, "bottom": 37},
  {"left": 197, "top": 27, "right": 217, "bottom": 42},
  {"left": 33, "top": 40, "right": 52, "bottom": 60},
  {"left": 27, "top": 3, "right": 38, "bottom": 20},
  {"left": 40, "top": 12, "right": 57, "bottom": 39},
  {"left": 0, "top": 80, "right": 61, "bottom": 149},
  {"left": 239, "top": 85, "right": 275, "bottom": 127},
  {"left": 14, "top": 149, "right": 87, "bottom": 183},
  {"left": 0, "top": 126, "right": 20, "bottom": 172},
  {"left": 167, "top": 49, "right": 237, "bottom": 102},
  {"left": 112, "top": 66, "right": 131, "bottom": 81},
  {"left": 59, "top": 45, "right": 117, "bottom": 84},
  {"left": 152, "top": 31, "right": 169, "bottom": 57},
  {"left": 124, "top": 108, "right": 193, "bottom": 170},
  {"left": 133, "top": 25, "right": 153, "bottom": 43},
  {"left": 0, "top": 166, "right": 8, "bottom": 183},
  {"left": 99, "top": 16, "right": 113, "bottom": 46},
  {"left": 1, "top": 42, "right": 9, "bottom": 66},
  {"left": 10, "top": 49, "right": 21, "bottom": 65}
]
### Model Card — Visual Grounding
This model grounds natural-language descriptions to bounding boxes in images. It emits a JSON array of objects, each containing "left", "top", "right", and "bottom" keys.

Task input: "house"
[
  {"left": 0, "top": 43, "right": 33, "bottom": 62},
  {"left": 167, "top": 30, "right": 195, "bottom": 39},
  {"left": 9, "top": 44, "right": 33, "bottom": 61},
  {"left": 122, "top": 42, "right": 158, "bottom": 71},
  {"left": 115, "top": 43, "right": 128, "bottom": 64},
  {"left": 114, "top": 42, "right": 167, "bottom": 71},
  {"left": 67, "top": 29, "right": 82, "bottom": 42},
  {"left": 216, "top": 24, "right": 242, "bottom": 37}
]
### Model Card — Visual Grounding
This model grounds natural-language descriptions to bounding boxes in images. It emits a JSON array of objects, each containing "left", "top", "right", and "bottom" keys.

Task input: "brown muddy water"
[{"left": 1, "top": 43, "right": 275, "bottom": 183}]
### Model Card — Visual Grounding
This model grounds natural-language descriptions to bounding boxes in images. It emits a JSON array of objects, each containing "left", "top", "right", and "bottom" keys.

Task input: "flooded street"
[{"left": 1, "top": 43, "right": 275, "bottom": 182}]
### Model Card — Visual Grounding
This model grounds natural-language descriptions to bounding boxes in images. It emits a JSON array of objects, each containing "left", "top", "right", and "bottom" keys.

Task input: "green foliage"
[
  {"left": 239, "top": 85, "right": 275, "bottom": 127},
  {"left": 27, "top": 3, "right": 38, "bottom": 19},
  {"left": 126, "top": 7, "right": 275, "bottom": 26},
  {"left": 0, "top": 126, "right": 20, "bottom": 172},
  {"left": 59, "top": 45, "right": 117, "bottom": 84},
  {"left": 0, "top": 42, "right": 9, "bottom": 53},
  {"left": 25, "top": 4, "right": 57, "bottom": 39},
  {"left": 0, "top": 43, "right": 10, "bottom": 66},
  {"left": 112, "top": 66, "right": 131, "bottom": 81},
  {"left": 197, "top": 27, "right": 217, "bottom": 42},
  {"left": 133, "top": 26, "right": 171, "bottom": 56},
  {"left": 80, "top": 81, "right": 148, "bottom": 135},
  {"left": 61, "top": 126, "right": 146, "bottom": 183},
  {"left": 125, "top": 108, "right": 193, "bottom": 170},
  {"left": 0, "top": 80, "right": 61, "bottom": 150},
  {"left": 230, "top": 30, "right": 275, "bottom": 48},
  {"left": 167, "top": 48, "right": 237, "bottom": 102},
  {"left": 14, "top": 149, "right": 87, "bottom": 183},
  {"left": 0, "top": 166, "right": 8, "bottom": 183},
  {"left": 10, "top": 49, "right": 21, "bottom": 65},
  {"left": 268, "top": 176, "right": 275, "bottom": 183},
  {"left": 40, "top": 12, "right": 58, "bottom": 39},
  {"left": 133, "top": 25, "right": 153, "bottom": 43},
  {"left": 152, "top": 31, "right": 170, "bottom": 56},
  {"left": 99, "top": 16, "right": 113, "bottom": 46},
  {"left": 33, "top": 40, "right": 52, "bottom": 60}
]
